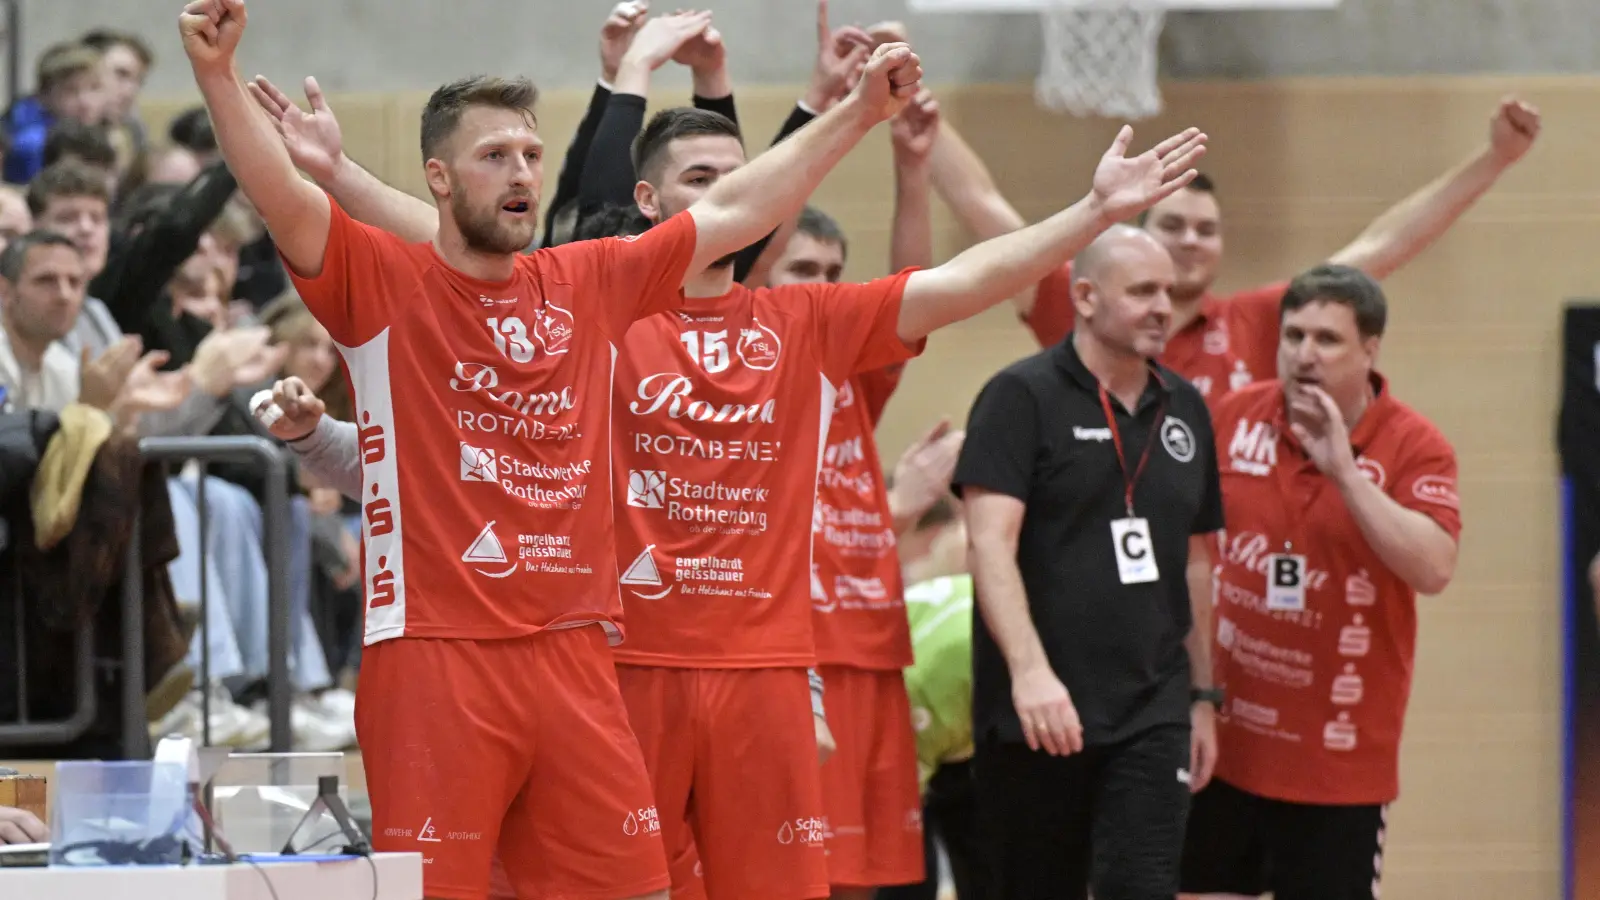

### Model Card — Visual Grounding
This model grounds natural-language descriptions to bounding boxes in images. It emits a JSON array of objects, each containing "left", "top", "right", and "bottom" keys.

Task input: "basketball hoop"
[{"left": 1034, "top": 0, "right": 1168, "bottom": 120}]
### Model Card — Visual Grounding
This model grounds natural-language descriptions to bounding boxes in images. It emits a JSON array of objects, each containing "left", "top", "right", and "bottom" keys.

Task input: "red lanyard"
[{"left": 1098, "top": 385, "right": 1163, "bottom": 518}]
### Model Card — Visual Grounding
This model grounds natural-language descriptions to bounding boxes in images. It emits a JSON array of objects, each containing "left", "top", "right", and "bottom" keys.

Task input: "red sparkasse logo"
[{"left": 1411, "top": 474, "right": 1459, "bottom": 509}]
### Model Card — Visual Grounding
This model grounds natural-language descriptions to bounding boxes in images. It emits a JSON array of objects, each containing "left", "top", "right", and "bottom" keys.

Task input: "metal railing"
[{"left": 0, "top": 435, "right": 294, "bottom": 759}]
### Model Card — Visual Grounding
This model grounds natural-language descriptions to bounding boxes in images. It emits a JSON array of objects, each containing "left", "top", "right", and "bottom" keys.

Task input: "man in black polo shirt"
[{"left": 953, "top": 224, "right": 1226, "bottom": 900}]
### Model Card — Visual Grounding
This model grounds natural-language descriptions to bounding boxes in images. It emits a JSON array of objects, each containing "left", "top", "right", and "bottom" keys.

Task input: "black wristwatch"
[{"left": 1191, "top": 687, "right": 1225, "bottom": 709}]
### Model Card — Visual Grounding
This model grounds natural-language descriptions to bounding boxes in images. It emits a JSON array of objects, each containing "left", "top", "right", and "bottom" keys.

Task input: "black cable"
[{"left": 365, "top": 849, "right": 378, "bottom": 900}]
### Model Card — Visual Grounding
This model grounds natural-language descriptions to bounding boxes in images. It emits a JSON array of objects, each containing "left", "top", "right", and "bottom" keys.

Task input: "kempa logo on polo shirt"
[
  {"left": 1161, "top": 417, "right": 1197, "bottom": 463},
  {"left": 1073, "top": 426, "right": 1112, "bottom": 442}
]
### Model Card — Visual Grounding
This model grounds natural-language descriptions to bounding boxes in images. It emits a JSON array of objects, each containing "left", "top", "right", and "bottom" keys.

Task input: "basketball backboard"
[{"left": 905, "top": 0, "right": 1340, "bottom": 119}]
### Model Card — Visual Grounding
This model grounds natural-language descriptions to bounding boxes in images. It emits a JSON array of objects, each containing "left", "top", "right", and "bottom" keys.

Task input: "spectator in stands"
[
  {"left": 140, "top": 145, "right": 203, "bottom": 189},
  {"left": 27, "top": 161, "right": 119, "bottom": 358},
  {"left": 4, "top": 43, "right": 107, "bottom": 185},
  {"left": 144, "top": 267, "right": 349, "bottom": 752},
  {"left": 90, "top": 160, "right": 235, "bottom": 366},
  {"left": 164, "top": 105, "right": 286, "bottom": 311},
  {"left": 81, "top": 28, "right": 153, "bottom": 162},
  {"left": 0, "top": 231, "right": 85, "bottom": 410},
  {"left": 0, "top": 186, "right": 31, "bottom": 254},
  {"left": 42, "top": 121, "right": 118, "bottom": 194},
  {"left": 29, "top": 159, "right": 284, "bottom": 440},
  {"left": 0, "top": 229, "right": 186, "bottom": 427}
]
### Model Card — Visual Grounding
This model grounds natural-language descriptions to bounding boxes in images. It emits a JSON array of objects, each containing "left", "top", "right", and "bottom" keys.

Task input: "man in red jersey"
[
  {"left": 1177, "top": 264, "right": 1462, "bottom": 900},
  {"left": 926, "top": 94, "right": 1540, "bottom": 404},
  {"left": 179, "top": 1, "right": 928, "bottom": 897},
  {"left": 770, "top": 92, "right": 952, "bottom": 899},
  {"left": 247, "top": 65, "right": 1205, "bottom": 900},
  {"left": 564, "top": 103, "right": 1195, "bottom": 898}
]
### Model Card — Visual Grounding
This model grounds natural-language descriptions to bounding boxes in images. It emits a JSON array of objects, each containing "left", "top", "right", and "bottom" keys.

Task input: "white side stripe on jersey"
[{"left": 341, "top": 328, "right": 408, "bottom": 645}]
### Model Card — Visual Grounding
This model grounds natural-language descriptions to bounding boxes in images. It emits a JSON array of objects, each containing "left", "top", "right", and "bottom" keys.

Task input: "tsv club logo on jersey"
[{"left": 736, "top": 317, "right": 782, "bottom": 370}]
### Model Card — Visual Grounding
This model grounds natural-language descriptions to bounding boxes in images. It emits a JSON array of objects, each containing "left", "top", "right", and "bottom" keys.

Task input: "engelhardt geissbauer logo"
[{"left": 462, "top": 521, "right": 518, "bottom": 578}]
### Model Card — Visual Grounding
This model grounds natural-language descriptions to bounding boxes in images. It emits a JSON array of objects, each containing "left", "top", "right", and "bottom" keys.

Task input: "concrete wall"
[{"left": 24, "top": 0, "right": 1600, "bottom": 99}]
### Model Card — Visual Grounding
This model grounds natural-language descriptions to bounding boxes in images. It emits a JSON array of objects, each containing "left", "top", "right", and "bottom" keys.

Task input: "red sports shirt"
[
  {"left": 1208, "top": 377, "right": 1463, "bottom": 805},
  {"left": 1027, "top": 262, "right": 1288, "bottom": 405},
  {"left": 810, "top": 363, "right": 915, "bottom": 669},
  {"left": 287, "top": 198, "right": 696, "bottom": 646},
  {"left": 609, "top": 271, "right": 923, "bottom": 668}
]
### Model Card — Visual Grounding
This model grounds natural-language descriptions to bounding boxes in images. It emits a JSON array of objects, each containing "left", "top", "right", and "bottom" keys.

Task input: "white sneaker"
[
  {"left": 252, "top": 695, "right": 357, "bottom": 753},
  {"left": 203, "top": 682, "right": 272, "bottom": 749},
  {"left": 148, "top": 694, "right": 199, "bottom": 741},
  {"left": 312, "top": 688, "right": 357, "bottom": 719},
  {"left": 154, "top": 684, "right": 272, "bottom": 749}
]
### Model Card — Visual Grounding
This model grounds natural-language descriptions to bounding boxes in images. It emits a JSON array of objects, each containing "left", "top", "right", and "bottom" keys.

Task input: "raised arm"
[
  {"left": 1327, "top": 96, "right": 1540, "bottom": 280},
  {"left": 889, "top": 90, "right": 938, "bottom": 273},
  {"left": 247, "top": 74, "right": 437, "bottom": 243},
  {"left": 181, "top": 0, "right": 331, "bottom": 276},
  {"left": 579, "top": 12, "right": 715, "bottom": 216},
  {"left": 895, "top": 125, "right": 1206, "bottom": 343},
  {"left": 684, "top": 43, "right": 922, "bottom": 277}
]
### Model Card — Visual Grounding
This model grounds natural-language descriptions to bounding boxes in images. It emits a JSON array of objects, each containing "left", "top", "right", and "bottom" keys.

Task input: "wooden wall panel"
[{"left": 135, "top": 74, "right": 1591, "bottom": 895}]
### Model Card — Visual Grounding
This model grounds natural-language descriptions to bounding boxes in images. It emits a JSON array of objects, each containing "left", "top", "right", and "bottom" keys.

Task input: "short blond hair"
[{"left": 37, "top": 43, "right": 101, "bottom": 94}]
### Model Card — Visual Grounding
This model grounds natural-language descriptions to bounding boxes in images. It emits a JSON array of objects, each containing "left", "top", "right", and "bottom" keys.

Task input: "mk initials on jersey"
[{"left": 1229, "top": 419, "right": 1278, "bottom": 476}]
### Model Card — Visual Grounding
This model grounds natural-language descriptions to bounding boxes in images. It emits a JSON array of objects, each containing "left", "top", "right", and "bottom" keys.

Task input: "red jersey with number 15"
[
  {"left": 286, "top": 197, "right": 696, "bottom": 646},
  {"left": 1208, "top": 377, "right": 1462, "bottom": 805},
  {"left": 610, "top": 271, "right": 923, "bottom": 669},
  {"left": 810, "top": 363, "right": 915, "bottom": 670}
]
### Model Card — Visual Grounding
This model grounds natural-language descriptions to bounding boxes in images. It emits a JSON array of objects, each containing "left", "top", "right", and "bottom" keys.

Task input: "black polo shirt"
[{"left": 952, "top": 334, "right": 1224, "bottom": 747}]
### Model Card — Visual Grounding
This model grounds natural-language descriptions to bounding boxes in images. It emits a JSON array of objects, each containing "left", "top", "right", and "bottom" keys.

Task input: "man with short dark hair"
[
  {"left": 1179, "top": 264, "right": 1462, "bottom": 900},
  {"left": 0, "top": 231, "right": 88, "bottom": 409},
  {"left": 42, "top": 121, "right": 118, "bottom": 181},
  {"left": 81, "top": 28, "right": 154, "bottom": 159},
  {"left": 770, "top": 206, "right": 848, "bottom": 285},
  {"left": 181, "top": 0, "right": 929, "bottom": 896},
  {"left": 954, "top": 223, "right": 1226, "bottom": 900}
]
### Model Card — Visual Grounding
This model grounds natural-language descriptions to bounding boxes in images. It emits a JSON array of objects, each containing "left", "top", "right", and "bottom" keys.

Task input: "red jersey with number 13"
[
  {"left": 286, "top": 198, "right": 695, "bottom": 646},
  {"left": 610, "top": 271, "right": 923, "bottom": 668}
]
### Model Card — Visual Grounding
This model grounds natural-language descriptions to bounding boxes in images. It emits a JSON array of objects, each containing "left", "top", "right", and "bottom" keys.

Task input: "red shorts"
[
  {"left": 817, "top": 665, "right": 926, "bottom": 887},
  {"left": 356, "top": 626, "right": 669, "bottom": 900},
  {"left": 616, "top": 665, "right": 829, "bottom": 900}
]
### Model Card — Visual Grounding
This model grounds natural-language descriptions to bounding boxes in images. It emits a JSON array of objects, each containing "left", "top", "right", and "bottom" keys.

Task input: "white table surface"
[{"left": 0, "top": 851, "right": 423, "bottom": 900}]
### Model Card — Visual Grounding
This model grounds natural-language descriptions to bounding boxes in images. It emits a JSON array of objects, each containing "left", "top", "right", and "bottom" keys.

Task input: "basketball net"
[{"left": 1035, "top": 0, "right": 1168, "bottom": 120}]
